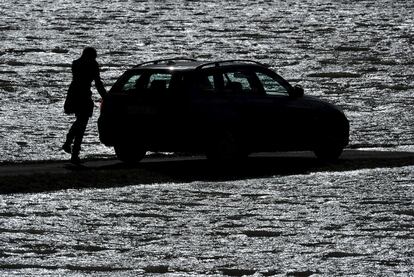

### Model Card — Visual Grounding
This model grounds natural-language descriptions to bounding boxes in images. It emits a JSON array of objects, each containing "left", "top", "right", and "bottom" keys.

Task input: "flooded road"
[{"left": 0, "top": 153, "right": 413, "bottom": 276}]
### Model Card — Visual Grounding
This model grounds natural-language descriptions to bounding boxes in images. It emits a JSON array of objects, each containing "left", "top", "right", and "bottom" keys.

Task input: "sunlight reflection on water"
[
  {"left": 0, "top": 0, "right": 413, "bottom": 161},
  {"left": 0, "top": 166, "right": 413, "bottom": 275}
]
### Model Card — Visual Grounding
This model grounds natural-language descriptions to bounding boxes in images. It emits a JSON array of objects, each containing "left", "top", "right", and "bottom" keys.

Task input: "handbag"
[{"left": 64, "top": 83, "right": 76, "bottom": 114}]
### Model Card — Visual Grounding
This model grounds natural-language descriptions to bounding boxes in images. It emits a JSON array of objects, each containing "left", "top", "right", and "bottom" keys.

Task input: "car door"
[
  {"left": 110, "top": 70, "right": 175, "bottom": 146},
  {"left": 198, "top": 67, "right": 288, "bottom": 150},
  {"left": 253, "top": 68, "right": 316, "bottom": 149},
  {"left": 219, "top": 68, "right": 290, "bottom": 149},
  {"left": 142, "top": 71, "right": 188, "bottom": 148},
  {"left": 188, "top": 70, "right": 237, "bottom": 146}
]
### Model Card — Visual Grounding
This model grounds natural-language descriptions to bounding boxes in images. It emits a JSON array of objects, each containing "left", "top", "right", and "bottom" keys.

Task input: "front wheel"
[{"left": 114, "top": 143, "right": 146, "bottom": 164}]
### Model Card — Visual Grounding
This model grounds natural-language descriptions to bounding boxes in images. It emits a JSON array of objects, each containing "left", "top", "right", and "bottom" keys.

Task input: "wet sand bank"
[{"left": 1, "top": 150, "right": 413, "bottom": 194}]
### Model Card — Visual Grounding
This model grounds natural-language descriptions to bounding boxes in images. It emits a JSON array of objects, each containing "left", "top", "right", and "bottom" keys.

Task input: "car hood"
[{"left": 300, "top": 95, "right": 346, "bottom": 115}]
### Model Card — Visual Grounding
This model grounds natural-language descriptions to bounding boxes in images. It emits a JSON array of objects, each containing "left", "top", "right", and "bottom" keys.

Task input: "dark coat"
[{"left": 64, "top": 57, "right": 106, "bottom": 117}]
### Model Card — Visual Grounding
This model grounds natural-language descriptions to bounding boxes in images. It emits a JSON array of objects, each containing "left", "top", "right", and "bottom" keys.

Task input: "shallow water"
[
  {"left": 0, "top": 0, "right": 414, "bottom": 161},
  {"left": 1, "top": 2, "right": 413, "bottom": 275},
  {"left": 0, "top": 166, "right": 413, "bottom": 276}
]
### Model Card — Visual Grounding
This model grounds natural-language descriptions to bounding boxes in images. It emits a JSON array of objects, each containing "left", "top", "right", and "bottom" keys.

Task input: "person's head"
[{"left": 81, "top": 47, "right": 97, "bottom": 61}]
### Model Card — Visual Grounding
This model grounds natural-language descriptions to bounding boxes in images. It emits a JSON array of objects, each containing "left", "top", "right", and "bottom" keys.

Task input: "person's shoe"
[
  {"left": 70, "top": 155, "right": 81, "bottom": 165},
  {"left": 62, "top": 143, "right": 71, "bottom": 154}
]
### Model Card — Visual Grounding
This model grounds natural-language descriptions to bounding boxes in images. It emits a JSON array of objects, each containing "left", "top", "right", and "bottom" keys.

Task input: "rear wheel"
[{"left": 114, "top": 143, "right": 146, "bottom": 164}]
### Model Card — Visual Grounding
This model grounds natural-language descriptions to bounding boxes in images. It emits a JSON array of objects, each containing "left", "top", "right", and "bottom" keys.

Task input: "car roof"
[{"left": 131, "top": 58, "right": 269, "bottom": 71}]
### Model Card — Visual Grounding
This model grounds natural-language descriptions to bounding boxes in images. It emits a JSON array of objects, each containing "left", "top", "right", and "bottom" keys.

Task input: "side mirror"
[{"left": 291, "top": 85, "right": 304, "bottom": 98}]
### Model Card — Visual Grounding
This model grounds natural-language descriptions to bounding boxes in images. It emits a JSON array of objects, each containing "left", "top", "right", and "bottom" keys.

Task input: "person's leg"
[
  {"left": 71, "top": 114, "right": 89, "bottom": 163},
  {"left": 62, "top": 118, "right": 78, "bottom": 153}
]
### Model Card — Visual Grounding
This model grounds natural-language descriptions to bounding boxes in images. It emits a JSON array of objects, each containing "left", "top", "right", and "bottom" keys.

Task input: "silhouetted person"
[{"left": 62, "top": 47, "right": 106, "bottom": 164}]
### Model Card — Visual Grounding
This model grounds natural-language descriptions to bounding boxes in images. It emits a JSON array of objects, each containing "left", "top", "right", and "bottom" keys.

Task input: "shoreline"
[{"left": 1, "top": 149, "right": 413, "bottom": 194}]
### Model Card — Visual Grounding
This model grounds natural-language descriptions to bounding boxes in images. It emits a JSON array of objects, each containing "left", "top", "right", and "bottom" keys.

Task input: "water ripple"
[{"left": 0, "top": 0, "right": 413, "bottom": 161}]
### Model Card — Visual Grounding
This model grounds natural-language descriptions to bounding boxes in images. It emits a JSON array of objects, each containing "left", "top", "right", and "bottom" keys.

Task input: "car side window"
[
  {"left": 121, "top": 73, "right": 143, "bottom": 92},
  {"left": 222, "top": 71, "right": 253, "bottom": 94},
  {"left": 199, "top": 74, "right": 216, "bottom": 93},
  {"left": 120, "top": 72, "right": 173, "bottom": 94},
  {"left": 148, "top": 73, "right": 171, "bottom": 90},
  {"left": 256, "top": 71, "right": 289, "bottom": 96}
]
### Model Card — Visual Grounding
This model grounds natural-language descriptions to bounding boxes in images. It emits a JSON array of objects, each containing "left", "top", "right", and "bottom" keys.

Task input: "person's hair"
[{"left": 81, "top": 47, "right": 97, "bottom": 60}]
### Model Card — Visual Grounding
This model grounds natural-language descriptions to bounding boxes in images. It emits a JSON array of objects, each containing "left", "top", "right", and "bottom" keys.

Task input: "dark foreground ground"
[{"left": 1, "top": 150, "right": 413, "bottom": 194}]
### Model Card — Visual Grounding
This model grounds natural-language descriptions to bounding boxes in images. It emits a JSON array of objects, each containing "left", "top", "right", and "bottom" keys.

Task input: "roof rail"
[
  {"left": 133, "top": 58, "right": 197, "bottom": 68},
  {"left": 195, "top": 59, "right": 268, "bottom": 70}
]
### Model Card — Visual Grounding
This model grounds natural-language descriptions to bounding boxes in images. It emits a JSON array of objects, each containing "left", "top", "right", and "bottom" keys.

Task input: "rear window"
[
  {"left": 121, "top": 73, "right": 143, "bottom": 92},
  {"left": 119, "top": 72, "right": 173, "bottom": 94}
]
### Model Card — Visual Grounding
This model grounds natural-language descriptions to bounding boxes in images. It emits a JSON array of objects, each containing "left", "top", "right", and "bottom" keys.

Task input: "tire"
[
  {"left": 114, "top": 143, "right": 146, "bottom": 164},
  {"left": 314, "top": 143, "right": 343, "bottom": 161},
  {"left": 206, "top": 130, "right": 248, "bottom": 162}
]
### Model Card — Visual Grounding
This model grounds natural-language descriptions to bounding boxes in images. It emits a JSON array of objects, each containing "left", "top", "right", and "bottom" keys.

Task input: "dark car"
[{"left": 98, "top": 58, "right": 349, "bottom": 163}]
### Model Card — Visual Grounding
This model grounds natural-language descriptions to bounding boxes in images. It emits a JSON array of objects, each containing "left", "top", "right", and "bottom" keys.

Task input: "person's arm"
[
  {"left": 94, "top": 63, "right": 107, "bottom": 97},
  {"left": 95, "top": 77, "right": 107, "bottom": 97}
]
